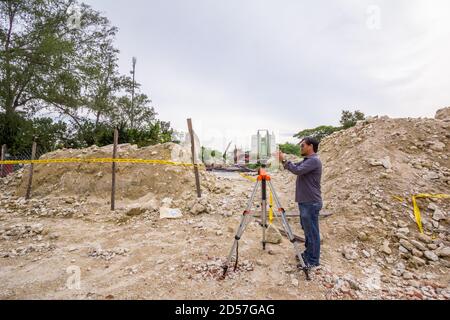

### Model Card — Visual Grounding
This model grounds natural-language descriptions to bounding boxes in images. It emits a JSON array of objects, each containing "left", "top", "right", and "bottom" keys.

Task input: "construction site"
[
  {"left": 1, "top": 1, "right": 450, "bottom": 305},
  {"left": 0, "top": 107, "right": 449, "bottom": 300}
]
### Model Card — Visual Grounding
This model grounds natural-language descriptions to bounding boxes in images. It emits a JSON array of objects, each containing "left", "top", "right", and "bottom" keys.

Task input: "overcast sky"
[{"left": 83, "top": 0, "right": 450, "bottom": 151}]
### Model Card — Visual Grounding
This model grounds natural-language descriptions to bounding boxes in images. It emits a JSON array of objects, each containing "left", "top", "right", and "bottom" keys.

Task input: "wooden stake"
[
  {"left": 25, "top": 141, "right": 37, "bottom": 200},
  {"left": 187, "top": 119, "right": 201, "bottom": 198},
  {"left": 0, "top": 144, "right": 6, "bottom": 178},
  {"left": 111, "top": 128, "right": 118, "bottom": 211}
]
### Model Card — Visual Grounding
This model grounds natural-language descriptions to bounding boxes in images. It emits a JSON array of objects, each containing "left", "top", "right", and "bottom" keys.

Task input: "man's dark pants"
[{"left": 298, "top": 202, "right": 322, "bottom": 266}]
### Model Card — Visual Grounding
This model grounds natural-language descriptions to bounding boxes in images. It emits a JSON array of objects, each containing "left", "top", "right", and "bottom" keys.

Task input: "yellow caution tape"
[
  {"left": 239, "top": 173, "right": 257, "bottom": 182},
  {"left": 393, "top": 196, "right": 405, "bottom": 202},
  {"left": 414, "top": 193, "right": 450, "bottom": 199},
  {"left": 0, "top": 158, "right": 204, "bottom": 167},
  {"left": 269, "top": 191, "right": 274, "bottom": 225},
  {"left": 411, "top": 194, "right": 449, "bottom": 234}
]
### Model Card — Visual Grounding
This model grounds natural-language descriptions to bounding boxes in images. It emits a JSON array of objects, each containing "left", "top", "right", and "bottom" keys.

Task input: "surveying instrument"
[{"left": 222, "top": 163, "right": 311, "bottom": 281}]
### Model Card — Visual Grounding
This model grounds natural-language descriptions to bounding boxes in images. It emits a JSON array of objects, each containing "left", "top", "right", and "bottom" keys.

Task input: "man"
[{"left": 278, "top": 137, "right": 323, "bottom": 268}]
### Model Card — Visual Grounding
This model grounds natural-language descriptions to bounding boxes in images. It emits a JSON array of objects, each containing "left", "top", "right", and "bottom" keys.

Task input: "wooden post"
[
  {"left": 187, "top": 119, "right": 201, "bottom": 198},
  {"left": 25, "top": 141, "right": 37, "bottom": 200},
  {"left": 0, "top": 144, "right": 6, "bottom": 178},
  {"left": 111, "top": 128, "right": 118, "bottom": 211}
]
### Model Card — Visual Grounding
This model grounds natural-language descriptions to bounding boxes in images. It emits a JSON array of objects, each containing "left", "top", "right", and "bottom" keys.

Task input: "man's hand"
[{"left": 277, "top": 151, "right": 286, "bottom": 162}]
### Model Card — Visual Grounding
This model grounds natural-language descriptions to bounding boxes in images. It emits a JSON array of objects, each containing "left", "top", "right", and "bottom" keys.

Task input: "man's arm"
[{"left": 284, "top": 159, "right": 318, "bottom": 176}]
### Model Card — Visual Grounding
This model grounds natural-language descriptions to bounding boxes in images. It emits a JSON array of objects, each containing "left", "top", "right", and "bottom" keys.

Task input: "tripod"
[{"left": 222, "top": 167, "right": 311, "bottom": 281}]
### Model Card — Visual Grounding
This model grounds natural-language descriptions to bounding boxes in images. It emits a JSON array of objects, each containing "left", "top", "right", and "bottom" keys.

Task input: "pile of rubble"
[
  {"left": 0, "top": 242, "right": 56, "bottom": 258},
  {"left": 0, "top": 142, "right": 246, "bottom": 222},
  {"left": 318, "top": 108, "right": 449, "bottom": 297},
  {"left": 0, "top": 223, "right": 45, "bottom": 241},
  {"left": 0, "top": 221, "right": 56, "bottom": 259},
  {"left": 317, "top": 108, "right": 449, "bottom": 269},
  {"left": 313, "top": 263, "right": 450, "bottom": 300},
  {"left": 13, "top": 143, "right": 229, "bottom": 203},
  {"left": 0, "top": 193, "right": 87, "bottom": 219},
  {"left": 188, "top": 257, "right": 255, "bottom": 281},
  {"left": 88, "top": 246, "right": 130, "bottom": 261},
  {"left": 273, "top": 108, "right": 449, "bottom": 299}
]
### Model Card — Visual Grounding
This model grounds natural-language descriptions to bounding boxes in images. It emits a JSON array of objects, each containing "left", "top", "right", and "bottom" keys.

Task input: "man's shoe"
[
  {"left": 295, "top": 253, "right": 308, "bottom": 265},
  {"left": 302, "top": 253, "right": 307, "bottom": 264},
  {"left": 306, "top": 263, "right": 321, "bottom": 271}
]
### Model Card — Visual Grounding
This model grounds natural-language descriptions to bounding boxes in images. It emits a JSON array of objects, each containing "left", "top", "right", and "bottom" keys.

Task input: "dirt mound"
[
  {"left": 276, "top": 113, "right": 449, "bottom": 289},
  {"left": 273, "top": 113, "right": 449, "bottom": 298},
  {"left": 318, "top": 115, "right": 449, "bottom": 272},
  {"left": 320, "top": 115, "right": 449, "bottom": 216},
  {"left": 435, "top": 107, "right": 450, "bottom": 121},
  {"left": 15, "top": 143, "right": 219, "bottom": 203}
]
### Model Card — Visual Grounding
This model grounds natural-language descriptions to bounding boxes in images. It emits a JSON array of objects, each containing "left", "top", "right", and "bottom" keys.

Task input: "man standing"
[{"left": 278, "top": 137, "right": 323, "bottom": 268}]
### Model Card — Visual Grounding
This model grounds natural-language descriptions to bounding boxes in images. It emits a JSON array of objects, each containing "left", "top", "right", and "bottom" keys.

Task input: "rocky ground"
[
  {"left": 0, "top": 108, "right": 449, "bottom": 300},
  {"left": 0, "top": 169, "right": 448, "bottom": 300}
]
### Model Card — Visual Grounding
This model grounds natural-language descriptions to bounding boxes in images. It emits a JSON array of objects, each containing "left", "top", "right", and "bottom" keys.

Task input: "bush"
[
  {"left": 0, "top": 113, "right": 68, "bottom": 154},
  {"left": 0, "top": 113, "right": 174, "bottom": 155},
  {"left": 340, "top": 110, "right": 365, "bottom": 129}
]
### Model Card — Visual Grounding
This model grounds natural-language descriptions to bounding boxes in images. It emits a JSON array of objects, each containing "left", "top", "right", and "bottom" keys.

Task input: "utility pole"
[{"left": 130, "top": 56, "right": 137, "bottom": 130}]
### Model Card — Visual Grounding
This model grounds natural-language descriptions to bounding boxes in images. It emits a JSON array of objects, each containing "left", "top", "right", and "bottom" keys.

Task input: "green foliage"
[
  {"left": 340, "top": 110, "right": 365, "bottom": 129},
  {"left": 246, "top": 163, "right": 262, "bottom": 170},
  {"left": 0, "top": 0, "right": 174, "bottom": 154},
  {"left": 293, "top": 110, "right": 366, "bottom": 142},
  {"left": 0, "top": 113, "right": 67, "bottom": 154},
  {"left": 0, "top": 0, "right": 117, "bottom": 116},
  {"left": 279, "top": 142, "right": 300, "bottom": 156},
  {"left": 0, "top": 112, "right": 174, "bottom": 153},
  {"left": 110, "top": 94, "right": 156, "bottom": 131},
  {"left": 201, "top": 147, "right": 222, "bottom": 162},
  {"left": 294, "top": 125, "right": 342, "bottom": 142},
  {"left": 119, "top": 120, "right": 173, "bottom": 148}
]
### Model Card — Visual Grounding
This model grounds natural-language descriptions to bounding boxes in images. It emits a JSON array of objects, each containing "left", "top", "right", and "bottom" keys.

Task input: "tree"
[
  {"left": 294, "top": 125, "right": 342, "bottom": 142},
  {"left": 340, "top": 110, "right": 365, "bottom": 129},
  {"left": 279, "top": 142, "right": 300, "bottom": 156},
  {"left": 30, "top": 117, "right": 68, "bottom": 151},
  {"left": 0, "top": 113, "right": 67, "bottom": 154},
  {"left": 0, "top": 0, "right": 118, "bottom": 142},
  {"left": 110, "top": 94, "right": 156, "bottom": 131},
  {"left": 292, "top": 110, "right": 366, "bottom": 145},
  {"left": 79, "top": 37, "right": 122, "bottom": 130},
  {"left": 0, "top": 0, "right": 175, "bottom": 152}
]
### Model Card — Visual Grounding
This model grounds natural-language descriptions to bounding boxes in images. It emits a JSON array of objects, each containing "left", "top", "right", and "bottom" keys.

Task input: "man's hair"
[{"left": 301, "top": 137, "right": 320, "bottom": 153}]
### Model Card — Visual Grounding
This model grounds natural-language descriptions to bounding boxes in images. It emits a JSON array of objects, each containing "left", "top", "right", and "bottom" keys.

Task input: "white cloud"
[{"left": 84, "top": 0, "right": 450, "bottom": 150}]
